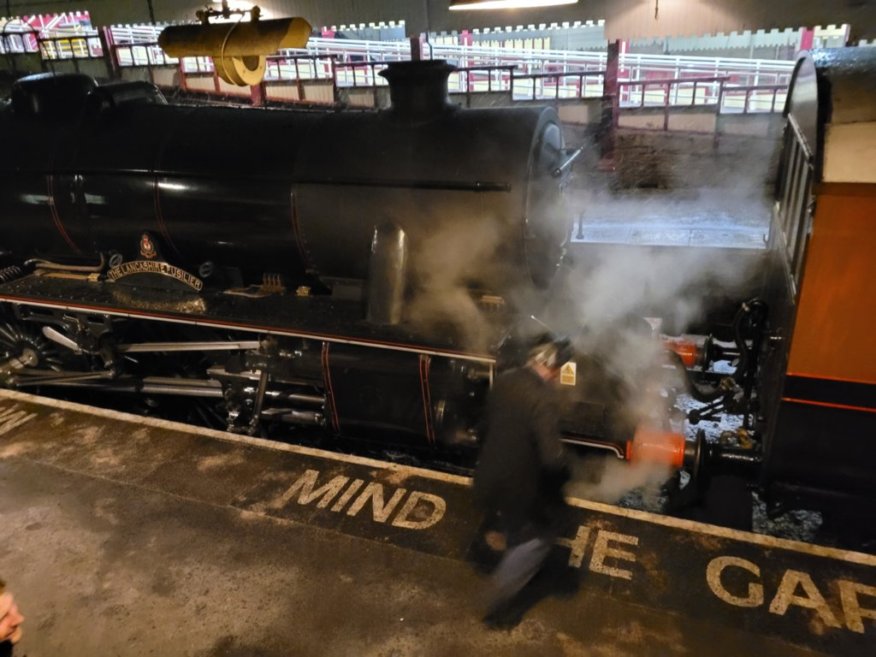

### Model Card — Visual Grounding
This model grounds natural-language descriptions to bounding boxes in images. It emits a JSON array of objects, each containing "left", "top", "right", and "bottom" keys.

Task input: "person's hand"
[{"left": 0, "top": 592, "right": 24, "bottom": 644}]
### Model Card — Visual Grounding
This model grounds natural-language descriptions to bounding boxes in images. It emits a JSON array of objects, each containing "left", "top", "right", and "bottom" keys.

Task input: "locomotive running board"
[{"left": 0, "top": 274, "right": 496, "bottom": 364}]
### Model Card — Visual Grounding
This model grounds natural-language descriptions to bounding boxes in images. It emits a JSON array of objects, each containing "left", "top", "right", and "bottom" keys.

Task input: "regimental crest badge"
[
  {"left": 140, "top": 233, "right": 158, "bottom": 260},
  {"left": 107, "top": 232, "right": 202, "bottom": 292}
]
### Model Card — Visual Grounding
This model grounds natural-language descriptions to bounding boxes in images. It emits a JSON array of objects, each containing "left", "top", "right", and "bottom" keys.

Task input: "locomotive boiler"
[{"left": 0, "top": 60, "right": 568, "bottom": 294}]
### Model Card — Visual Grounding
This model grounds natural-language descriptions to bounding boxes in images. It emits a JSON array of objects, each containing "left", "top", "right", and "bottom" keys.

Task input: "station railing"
[
  {"left": 0, "top": 31, "right": 38, "bottom": 55},
  {"left": 10, "top": 23, "right": 795, "bottom": 117},
  {"left": 0, "top": 19, "right": 41, "bottom": 55},
  {"left": 616, "top": 74, "right": 787, "bottom": 128},
  {"left": 37, "top": 33, "right": 103, "bottom": 61},
  {"left": 512, "top": 70, "right": 606, "bottom": 100}
]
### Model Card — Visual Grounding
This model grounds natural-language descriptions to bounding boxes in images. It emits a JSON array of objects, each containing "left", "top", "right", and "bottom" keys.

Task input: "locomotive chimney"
[{"left": 379, "top": 60, "right": 456, "bottom": 119}]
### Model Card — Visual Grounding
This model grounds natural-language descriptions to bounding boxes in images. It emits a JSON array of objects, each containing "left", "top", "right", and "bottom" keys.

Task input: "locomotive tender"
[{"left": 0, "top": 50, "right": 874, "bottom": 527}]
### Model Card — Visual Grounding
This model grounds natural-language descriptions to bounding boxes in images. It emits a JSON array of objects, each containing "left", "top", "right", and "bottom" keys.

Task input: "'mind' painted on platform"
[{"left": 255, "top": 468, "right": 446, "bottom": 530}]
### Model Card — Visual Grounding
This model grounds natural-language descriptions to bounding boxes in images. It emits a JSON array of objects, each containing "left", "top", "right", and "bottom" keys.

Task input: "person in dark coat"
[{"left": 473, "top": 334, "right": 573, "bottom": 624}]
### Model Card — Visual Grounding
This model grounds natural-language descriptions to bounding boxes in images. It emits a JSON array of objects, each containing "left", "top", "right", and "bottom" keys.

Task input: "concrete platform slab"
[{"left": 0, "top": 390, "right": 873, "bottom": 656}]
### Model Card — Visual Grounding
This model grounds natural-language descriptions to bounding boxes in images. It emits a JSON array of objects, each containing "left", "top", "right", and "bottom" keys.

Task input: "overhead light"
[{"left": 450, "top": 0, "right": 579, "bottom": 10}]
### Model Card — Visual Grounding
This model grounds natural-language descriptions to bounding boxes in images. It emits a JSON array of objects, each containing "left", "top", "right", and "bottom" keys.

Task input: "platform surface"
[{"left": 0, "top": 390, "right": 874, "bottom": 656}]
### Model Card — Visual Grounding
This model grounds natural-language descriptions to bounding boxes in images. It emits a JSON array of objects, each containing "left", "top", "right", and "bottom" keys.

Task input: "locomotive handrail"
[
  {"left": 26, "top": 254, "right": 106, "bottom": 272},
  {"left": 552, "top": 146, "right": 585, "bottom": 178}
]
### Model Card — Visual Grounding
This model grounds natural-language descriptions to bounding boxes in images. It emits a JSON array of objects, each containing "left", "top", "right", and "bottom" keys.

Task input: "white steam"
[
  {"left": 552, "top": 237, "right": 760, "bottom": 504},
  {"left": 405, "top": 216, "right": 503, "bottom": 350},
  {"left": 567, "top": 456, "right": 672, "bottom": 506}
]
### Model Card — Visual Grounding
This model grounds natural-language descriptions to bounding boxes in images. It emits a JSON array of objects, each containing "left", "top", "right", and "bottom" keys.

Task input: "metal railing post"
[
  {"left": 330, "top": 57, "right": 338, "bottom": 104},
  {"left": 371, "top": 63, "right": 378, "bottom": 108},
  {"left": 293, "top": 57, "right": 304, "bottom": 101},
  {"left": 177, "top": 58, "right": 188, "bottom": 92},
  {"left": 69, "top": 39, "right": 82, "bottom": 73},
  {"left": 600, "top": 40, "right": 621, "bottom": 169},
  {"left": 663, "top": 82, "right": 670, "bottom": 131},
  {"left": 99, "top": 27, "right": 119, "bottom": 80},
  {"left": 212, "top": 57, "right": 221, "bottom": 93},
  {"left": 250, "top": 81, "right": 266, "bottom": 107}
]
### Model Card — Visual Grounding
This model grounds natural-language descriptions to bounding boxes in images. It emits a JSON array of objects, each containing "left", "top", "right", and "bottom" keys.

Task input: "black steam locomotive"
[
  {"left": 1, "top": 52, "right": 874, "bottom": 533},
  {"left": 0, "top": 60, "right": 593, "bottom": 452}
]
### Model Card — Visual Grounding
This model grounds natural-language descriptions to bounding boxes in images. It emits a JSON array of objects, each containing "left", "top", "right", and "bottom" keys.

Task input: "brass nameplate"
[{"left": 107, "top": 260, "right": 203, "bottom": 292}]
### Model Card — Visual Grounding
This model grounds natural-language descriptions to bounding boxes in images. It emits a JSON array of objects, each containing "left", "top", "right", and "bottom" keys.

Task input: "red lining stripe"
[
  {"left": 418, "top": 354, "right": 435, "bottom": 444},
  {"left": 45, "top": 175, "right": 81, "bottom": 254},
  {"left": 0, "top": 293, "right": 494, "bottom": 363},
  {"left": 321, "top": 342, "right": 340, "bottom": 432},
  {"left": 786, "top": 372, "right": 876, "bottom": 387},
  {"left": 289, "top": 192, "right": 314, "bottom": 271},
  {"left": 782, "top": 397, "right": 876, "bottom": 415}
]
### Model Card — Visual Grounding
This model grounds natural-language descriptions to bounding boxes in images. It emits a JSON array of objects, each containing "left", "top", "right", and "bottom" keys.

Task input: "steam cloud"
[
  {"left": 402, "top": 125, "right": 778, "bottom": 506},
  {"left": 567, "top": 457, "right": 672, "bottom": 507},
  {"left": 534, "top": 243, "right": 756, "bottom": 504},
  {"left": 405, "top": 216, "right": 503, "bottom": 351}
]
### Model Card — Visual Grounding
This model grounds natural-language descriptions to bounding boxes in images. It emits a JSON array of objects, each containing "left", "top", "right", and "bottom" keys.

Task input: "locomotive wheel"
[
  {"left": 180, "top": 394, "right": 228, "bottom": 431},
  {"left": 0, "top": 321, "right": 63, "bottom": 374}
]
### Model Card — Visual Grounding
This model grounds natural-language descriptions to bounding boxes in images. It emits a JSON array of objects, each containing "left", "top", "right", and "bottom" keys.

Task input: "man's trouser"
[{"left": 486, "top": 532, "right": 553, "bottom": 614}]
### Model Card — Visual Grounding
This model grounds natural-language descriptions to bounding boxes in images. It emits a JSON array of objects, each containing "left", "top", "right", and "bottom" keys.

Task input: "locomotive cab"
[{"left": 757, "top": 48, "right": 876, "bottom": 523}]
